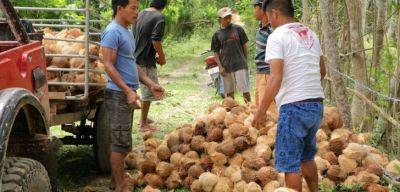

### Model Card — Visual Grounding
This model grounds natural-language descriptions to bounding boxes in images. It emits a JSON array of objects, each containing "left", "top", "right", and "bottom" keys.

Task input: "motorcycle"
[{"left": 201, "top": 50, "right": 225, "bottom": 98}]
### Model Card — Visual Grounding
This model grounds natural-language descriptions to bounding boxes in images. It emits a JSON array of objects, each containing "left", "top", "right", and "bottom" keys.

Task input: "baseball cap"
[
  {"left": 252, "top": 0, "right": 263, "bottom": 6},
  {"left": 218, "top": 7, "right": 233, "bottom": 18}
]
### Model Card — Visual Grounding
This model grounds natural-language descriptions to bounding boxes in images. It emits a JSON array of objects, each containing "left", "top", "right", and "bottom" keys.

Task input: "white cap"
[{"left": 218, "top": 7, "right": 233, "bottom": 18}]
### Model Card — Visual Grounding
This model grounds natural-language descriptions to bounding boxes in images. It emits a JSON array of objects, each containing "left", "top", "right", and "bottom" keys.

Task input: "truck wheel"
[
  {"left": 93, "top": 102, "right": 111, "bottom": 173},
  {"left": 1, "top": 157, "right": 51, "bottom": 192}
]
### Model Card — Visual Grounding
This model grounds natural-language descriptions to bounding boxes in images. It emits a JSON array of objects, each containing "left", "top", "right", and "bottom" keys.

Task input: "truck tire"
[
  {"left": 1, "top": 157, "right": 51, "bottom": 192},
  {"left": 93, "top": 102, "right": 111, "bottom": 173}
]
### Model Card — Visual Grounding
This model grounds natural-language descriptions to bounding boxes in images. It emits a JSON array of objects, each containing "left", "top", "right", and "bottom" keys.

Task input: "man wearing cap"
[
  {"left": 252, "top": 0, "right": 277, "bottom": 114},
  {"left": 211, "top": 7, "right": 251, "bottom": 103},
  {"left": 134, "top": 0, "right": 168, "bottom": 132}
]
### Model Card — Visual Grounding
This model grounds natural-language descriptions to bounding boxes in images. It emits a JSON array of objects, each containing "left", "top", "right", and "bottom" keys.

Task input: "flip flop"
[{"left": 140, "top": 125, "right": 157, "bottom": 133}]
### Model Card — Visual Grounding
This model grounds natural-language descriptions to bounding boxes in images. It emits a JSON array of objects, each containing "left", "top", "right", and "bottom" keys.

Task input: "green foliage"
[{"left": 330, "top": 184, "right": 367, "bottom": 192}]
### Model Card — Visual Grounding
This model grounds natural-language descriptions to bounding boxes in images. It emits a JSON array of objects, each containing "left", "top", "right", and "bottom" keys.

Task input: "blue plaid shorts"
[{"left": 275, "top": 101, "right": 324, "bottom": 173}]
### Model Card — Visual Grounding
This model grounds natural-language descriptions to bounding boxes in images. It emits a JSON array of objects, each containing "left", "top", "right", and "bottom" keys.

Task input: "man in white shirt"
[{"left": 252, "top": 0, "right": 326, "bottom": 191}]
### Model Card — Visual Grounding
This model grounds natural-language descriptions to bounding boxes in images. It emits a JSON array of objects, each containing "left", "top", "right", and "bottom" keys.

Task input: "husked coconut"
[
  {"left": 229, "top": 154, "right": 244, "bottom": 167},
  {"left": 327, "top": 165, "right": 347, "bottom": 182},
  {"left": 263, "top": 180, "right": 280, "bottom": 192},
  {"left": 330, "top": 128, "right": 351, "bottom": 142},
  {"left": 145, "top": 138, "right": 159, "bottom": 152},
  {"left": 323, "top": 107, "right": 343, "bottom": 130},
  {"left": 231, "top": 106, "right": 245, "bottom": 115},
  {"left": 208, "top": 103, "right": 221, "bottom": 113},
  {"left": 156, "top": 144, "right": 171, "bottom": 161},
  {"left": 156, "top": 162, "right": 172, "bottom": 179},
  {"left": 316, "top": 129, "right": 328, "bottom": 142},
  {"left": 255, "top": 144, "right": 272, "bottom": 160},
  {"left": 189, "top": 164, "right": 205, "bottom": 179},
  {"left": 222, "top": 97, "right": 239, "bottom": 109},
  {"left": 191, "top": 179, "right": 202, "bottom": 192},
  {"left": 242, "top": 168, "right": 257, "bottom": 183},
  {"left": 364, "top": 183, "right": 389, "bottom": 192},
  {"left": 194, "top": 120, "right": 207, "bottom": 136},
  {"left": 356, "top": 171, "right": 380, "bottom": 184},
  {"left": 224, "top": 165, "right": 242, "bottom": 183},
  {"left": 256, "top": 166, "right": 278, "bottom": 186},
  {"left": 212, "top": 177, "right": 233, "bottom": 192},
  {"left": 199, "top": 172, "right": 219, "bottom": 192},
  {"left": 211, "top": 107, "right": 227, "bottom": 124},
  {"left": 343, "top": 143, "right": 367, "bottom": 161},
  {"left": 179, "top": 126, "right": 193, "bottom": 143},
  {"left": 229, "top": 123, "right": 248, "bottom": 138},
  {"left": 204, "top": 142, "right": 219, "bottom": 155},
  {"left": 142, "top": 185, "right": 161, "bottom": 192},
  {"left": 179, "top": 144, "right": 191, "bottom": 154},
  {"left": 165, "top": 170, "right": 181, "bottom": 189},
  {"left": 343, "top": 175, "right": 357, "bottom": 185},
  {"left": 234, "top": 136, "right": 252, "bottom": 151},
  {"left": 243, "top": 158, "right": 267, "bottom": 170},
  {"left": 338, "top": 155, "right": 357, "bottom": 174},
  {"left": 144, "top": 174, "right": 163, "bottom": 189},
  {"left": 322, "top": 151, "right": 339, "bottom": 165},
  {"left": 207, "top": 128, "right": 223, "bottom": 142},
  {"left": 315, "top": 156, "right": 330, "bottom": 174},
  {"left": 223, "top": 129, "right": 232, "bottom": 140},
  {"left": 141, "top": 159, "right": 156, "bottom": 174},
  {"left": 185, "top": 151, "right": 200, "bottom": 159},
  {"left": 224, "top": 112, "right": 238, "bottom": 126},
  {"left": 244, "top": 182, "right": 262, "bottom": 192},
  {"left": 125, "top": 153, "right": 137, "bottom": 169},
  {"left": 170, "top": 152, "right": 183, "bottom": 167},
  {"left": 52, "top": 57, "right": 69, "bottom": 68},
  {"left": 217, "top": 139, "right": 236, "bottom": 157},
  {"left": 200, "top": 156, "right": 213, "bottom": 171},
  {"left": 167, "top": 132, "right": 180, "bottom": 153},
  {"left": 385, "top": 159, "right": 400, "bottom": 178},
  {"left": 211, "top": 165, "right": 225, "bottom": 175},
  {"left": 242, "top": 147, "right": 257, "bottom": 161},
  {"left": 329, "top": 138, "right": 347, "bottom": 156},
  {"left": 183, "top": 176, "right": 196, "bottom": 189},
  {"left": 191, "top": 135, "right": 206, "bottom": 152},
  {"left": 210, "top": 152, "right": 227, "bottom": 166},
  {"left": 233, "top": 181, "right": 247, "bottom": 192},
  {"left": 317, "top": 141, "right": 330, "bottom": 156}
]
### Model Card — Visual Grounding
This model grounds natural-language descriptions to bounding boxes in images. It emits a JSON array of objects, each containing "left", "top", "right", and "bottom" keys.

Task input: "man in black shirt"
[
  {"left": 211, "top": 7, "right": 251, "bottom": 103},
  {"left": 134, "top": 0, "right": 167, "bottom": 131}
]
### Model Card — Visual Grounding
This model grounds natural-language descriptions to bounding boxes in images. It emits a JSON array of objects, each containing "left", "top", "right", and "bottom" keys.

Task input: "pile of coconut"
[
  {"left": 42, "top": 28, "right": 106, "bottom": 92},
  {"left": 124, "top": 98, "right": 400, "bottom": 192}
]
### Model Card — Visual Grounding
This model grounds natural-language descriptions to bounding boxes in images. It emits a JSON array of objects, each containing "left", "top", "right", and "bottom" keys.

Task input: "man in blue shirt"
[{"left": 101, "top": 0, "right": 164, "bottom": 191}]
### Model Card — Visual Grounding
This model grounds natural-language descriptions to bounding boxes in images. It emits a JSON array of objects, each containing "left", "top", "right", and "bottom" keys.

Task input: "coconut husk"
[
  {"left": 191, "top": 136, "right": 206, "bottom": 152},
  {"left": 194, "top": 120, "right": 207, "bottom": 136},
  {"left": 320, "top": 178, "right": 336, "bottom": 192},
  {"left": 317, "top": 141, "right": 330, "bottom": 156},
  {"left": 145, "top": 152, "right": 158, "bottom": 163},
  {"left": 234, "top": 136, "right": 252, "bottom": 151},
  {"left": 243, "top": 158, "right": 267, "bottom": 170},
  {"left": 233, "top": 181, "right": 247, "bottom": 192},
  {"left": 210, "top": 152, "right": 227, "bottom": 166},
  {"left": 255, "top": 144, "right": 272, "bottom": 160},
  {"left": 170, "top": 152, "right": 183, "bottom": 167},
  {"left": 229, "top": 154, "right": 244, "bottom": 167},
  {"left": 207, "top": 128, "right": 223, "bottom": 142},
  {"left": 322, "top": 151, "right": 339, "bottom": 165},
  {"left": 142, "top": 131, "right": 153, "bottom": 141},
  {"left": 364, "top": 183, "right": 389, "bottom": 192},
  {"left": 242, "top": 168, "right": 257, "bottom": 183},
  {"left": 51, "top": 57, "right": 70, "bottom": 68},
  {"left": 165, "top": 170, "right": 181, "bottom": 189},
  {"left": 343, "top": 143, "right": 367, "bottom": 161},
  {"left": 338, "top": 155, "right": 358, "bottom": 174},
  {"left": 343, "top": 175, "right": 357, "bottom": 185},
  {"left": 263, "top": 180, "right": 280, "bottom": 192},
  {"left": 329, "top": 138, "right": 347, "bottom": 156},
  {"left": 185, "top": 151, "right": 200, "bottom": 160},
  {"left": 223, "top": 129, "right": 232, "bottom": 140},
  {"left": 157, "top": 144, "right": 171, "bottom": 161},
  {"left": 182, "top": 176, "right": 195, "bottom": 189},
  {"left": 199, "top": 172, "right": 219, "bottom": 192},
  {"left": 145, "top": 138, "right": 159, "bottom": 152},
  {"left": 141, "top": 159, "right": 157, "bottom": 174},
  {"left": 217, "top": 139, "right": 236, "bottom": 157},
  {"left": 363, "top": 153, "right": 389, "bottom": 168},
  {"left": 210, "top": 107, "right": 227, "bottom": 124},
  {"left": 144, "top": 174, "right": 163, "bottom": 189},
  {"left": 356, "top": 171, "right": 380, "bottom": 185},
  {"left": 204, "top": 142, "right": 219, "bottom": 155},
  {"left": 222, "top": 97, "right": 239, "bottom": 109},
  {"left": 211, "top": 165, "right": 226, "bottom": 176},
  {"left": 315, "top": 156, "right": 330, "bottom": 174},
  {"left": 224, "top": 165, "right": 242, "bottom": 183},
  {"left": 179, "top": 125, "right": 193, "bottom": 144},
  {"left": 189, "top": 164, "right": 205, "bottom": 179},
  {"left": 200, "top": 156, "right": 214, "bottom": 172},
  {"left": 245, "top": 182, "right": 262, "bottom": 192},
  {"left": 191, "top": 179, "right": 203, "bottom": 192},
  {"left": 256, "top": 166, "right": 278, "bottom": 186},
  {"left": 330, "top": 128, "right": 352, "bottom": 142},
  {"left": 156, "top": 162, "right": 172, "bottom": 179},
  {"left": 212, "top": 177, "right": 233, "bottom": 192},
  {"left": 366, "top": 164, "right": 383, "bottom": 177},
  {"left": 179, "top": 144, "right": 191, "bottom": 154},
  {"left": 224, "top": 112, "right": 238, "bottom": 126},
  {"left": 167, "top": 132, "right": 180, "bottom": 153},
  {"left": 327, "top": 165, "right": 347, "bottom": 182},
  {"left": 229, "top": 123, "right": 248, "bottom": 138},
  {"left": 242, "top": 147, "right": 257, "bottom": 161},
  {"left": 316, "top": 129, "right": 328, "bottom": 142}
]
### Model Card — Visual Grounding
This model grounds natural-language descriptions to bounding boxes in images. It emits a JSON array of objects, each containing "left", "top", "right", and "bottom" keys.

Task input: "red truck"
[{"left": 0, "top": 0, "right": 110, "bottom": 191}]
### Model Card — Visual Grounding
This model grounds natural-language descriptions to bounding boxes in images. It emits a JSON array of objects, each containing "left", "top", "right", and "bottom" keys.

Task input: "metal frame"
[{"left": 6, "top": 0, "right": 110, "bottom": 100}]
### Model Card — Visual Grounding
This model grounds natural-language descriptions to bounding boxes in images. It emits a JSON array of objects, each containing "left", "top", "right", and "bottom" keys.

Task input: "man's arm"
[
  {"left": 242, "top": 43, "right": 248, "bottom": 60},
  {"left": 214, "top": 52, "right": 226, "bottom": 76},
  {"left": 320, "top": 56, "right": 326, "bottom": 81},
  {"left": 153, "top": 41, "right": 166, "bottom": 65},
  {"left": 252, "top": 59, "right": 284, "bottom": 127}
]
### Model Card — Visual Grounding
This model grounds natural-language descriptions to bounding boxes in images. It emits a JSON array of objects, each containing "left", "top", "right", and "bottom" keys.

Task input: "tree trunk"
[
  {"left": 372, "top": 0, "right": 387, "bottom": 67},
  {"left": 345, "top": 0, "right": 369, "bottom": 129},
  {"left": 320, "top": 0, "right": 353, "bottom": 129},
  {"left": 361, "top": 0, "right": 371, "bottom": 34},
  {"left": 302, "top": 0, "right": 309, "bottom": 24}
]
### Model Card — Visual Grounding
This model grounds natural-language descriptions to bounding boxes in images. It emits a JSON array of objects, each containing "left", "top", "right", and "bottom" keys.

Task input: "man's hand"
[
  {"left": 150, "top": 84, "right": 165, "bottom": 100},
  {"left": 156, "top": 54, "right": 166, "bottom": 66},
  {"left": 252, "top": 109, "right": 266, "bottom": 128},
  {"left": 220, "top": 67, "right": 226, "bottom": 77},
  {"left": 126, "top": 90, "right": 140, "bottom": 109}
]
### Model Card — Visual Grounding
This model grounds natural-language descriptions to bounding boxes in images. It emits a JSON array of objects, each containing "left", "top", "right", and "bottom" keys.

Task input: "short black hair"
[
  {"left": 150, "top": 0, "right": 168, "bottom": 9},
  {"left": 263, "top": 0, "right": 294, "bottom": 18},
  {"left": 112, "top": 0, "right": 130, "bottom": 18}
]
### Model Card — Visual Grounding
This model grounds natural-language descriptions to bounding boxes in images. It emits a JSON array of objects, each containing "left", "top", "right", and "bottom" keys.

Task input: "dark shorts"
[
  {"left": 105, "top": 89, "right": 134, "bottom": 153},
  {"left": 275, "top": 101, "right": 324, "bottom": 173}
]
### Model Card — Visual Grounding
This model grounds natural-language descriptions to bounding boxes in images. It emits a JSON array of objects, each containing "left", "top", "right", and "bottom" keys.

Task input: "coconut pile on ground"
[
  {"left": 124, "top": 98, "right": 400, "bottom": 192},
  {"left": 42, "top": 28, "right": 106, "bottom": 92}
]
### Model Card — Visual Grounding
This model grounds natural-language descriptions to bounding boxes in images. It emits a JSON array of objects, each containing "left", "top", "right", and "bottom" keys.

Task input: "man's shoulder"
[{"left": 140, "top": 10, "right": 165, "bottom": 21}]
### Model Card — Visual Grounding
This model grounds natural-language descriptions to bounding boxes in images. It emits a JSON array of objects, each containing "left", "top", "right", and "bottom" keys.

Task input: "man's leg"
[
  {"left": 139, "top": 67, "right": 158, "bottom": 130},
  {"left": 243, "top": 92, "right": 251, "bottom": 103},
  {"left": 140, "top": 101, "right": 151, "bottom": 129},
  {"left": 301, "top": 160, "right": 319, "bottom": 192},
  {"left": 110, "top": 152, "right": 130, "bottom": 192},
  {"left": 223, "top": 72, "right": 235, "bottom": 100},
  {"left": 235, "top": 69, "right": 251, "bottom": 103},
  {"left": 285, "top": 173, "right": 303, "bottom": 192}
]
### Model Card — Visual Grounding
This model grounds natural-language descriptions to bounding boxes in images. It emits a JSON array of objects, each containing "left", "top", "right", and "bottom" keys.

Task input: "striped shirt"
[{"left": 255, "top": 23, "right": 272, "bottom": 74}]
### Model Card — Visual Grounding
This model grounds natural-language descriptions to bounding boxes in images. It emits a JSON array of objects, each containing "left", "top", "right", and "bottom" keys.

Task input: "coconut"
[
  {"left": 263, "top": 180, "right": 280, "bottom": 192},
  {"left": 200, "top": 156, "right": 214, "bottom": 172},
  {"left": 145, "top": 138, "right": 159, "bottom": 152},
  {"left": 125, "top": 153, "right": 137, "bottom": 169},
  {"left": 179, "top": 144, "right": 191, "bottom": 154},
  {"left": 385, "top": 159, "right": 400, "bottom": 178},
  {"left": 210, "top": 152, "right": 227, "bottom": 166},
  {"left": 52, "top": 57, "right": 69, "bottom": 68},
  {"left": 69, "top": 58, "right": 85, "bottom": 68},
  {"left": 165, "top": 170, "right": 181, "bottom": 189},
  {"left": 191, "top": 135, "right": 206, "bottom": 152},
  {"left": 315, "top": 156, "right": 330, "bottom": 174},
  {"left": 170, "top": 152, "right": 183, "bottom": 167},
  {"left": 212, "top": 177, "right": 233, "bottom": 192},
  {"left": 216, "top": 139, "right": 236, "bottom": 157},
  {"left": 207, "top": 128, "right": 223, "bottom": 142},
  {"left": 330, "top": 128, "right": 352, "bottom": 142},
  {"left": 194, "top": 120, "right": 207, "bottom": 136},
  {"left": 144, "top": 174, "right": 163, "bottom": 189},
  {"left": 316, "top": 129, "right": 328, "bottom": 142},
  {"left": 243, "top": 158, "right": 267, "bottom": 170},
  {"left": 141, "top": 159, "right": 156, "bottom": 174},
  {"left": 242, "top": 147, "right": 257, "bottom": 161},
  {"left": 191, "top": 179, "right": 203, "bottom": 192},
  {"left": 327, "top": 165, "right": 346, "bottom": 182},
  {"left": 156, "top": 162, "right": 172, "bottom": 179},
  {"left": 167, "top": 132, "right": 180, "bottom": 153},
  {"left": 229, "top": 123, "right": 248, "bottom": 138},
  {"left": 273, "top": 188, "right": 297, "bottom": 192},
  {"left": 324, "top": 107, "right": 343, "bottom": 130},
  {"left": 356, "top": 171, "right": 380, "bottom": 184},
  {"left": 189, "top": 164, "right": 205, "bottom": 179},
  {"left": 229, "top": 154, "right": 244, "bottom": 167},
  {"left": 338, "top": 155, "right": 358, "bottom": 174},
  {"left": 199, "top": 172, "right": 219, "bottom": 192},
  {"left": 364, "top": 183, "right": 389, "bottom": 192},
  {"left": 184, "top": 151, "right": 199, "bottom": 160},
  {"left": 157, "top": 144, "right": 171, "bottom": 161},
  {"left": 343, "top": 143, "right": 367, "bottom": 161},
  {"left": 224, "top": 112, "right": 238, "bottom": 126},
  {"left": 256, "top": 166, "right": 278, "bottom": 186},
  {"left": 211, "top": 165, "right": 226, "bottom": 175},
  {"left": 145, "top": 152, "right": 158, "bottom": 163},
  {"left": 343, "top": 175, "right": 357, "bottom": 185},
  {"left": 231, "top": 106, "right": 245, "bottom": 115},
  {"left": 204, "top": 142, "right": 219, "bottom": 155},
  {"left": 142, "top": 185, "right": 161, "bottom": 192},
  {"left": 255, "top": 144, "right": 272, "bottom": 160},
  {"left": 242, "top": 168, "right": 257, "bottom": 183},
  {"left": 142, "top": 131, "right": 154, "bottom": 141},
  {"left": 317, "top": 141, "right": 330, "bottom": 156},
  {"left": 329, "top": 138, "right": 347, "bottom": 156},
  {"left": 363, "top": 152, "right": 389, "bottom": 167},
  {"left": 179, "top": 125, "right": 193, "bottom": 143},
  {"left": 222, "top": 97, "right": 239, "bottom": 109},
  {"left": 182, "top": 176, "right": 195, "bottom": 189},
  {"left": 211, "top": 107, "right": 227, "bottom": 124},
  {"left": 234, "top": 136, "right": 252, "bottom": 151},
  {"left": 224, "top": 165, "right": 242, "bottom": 183},
  {"left": 233, "top": 181, "right": 247, "bottom": 192},
  {"left": 245, "top": 182, "right": 262, "bottom": 192},
  {"left": 322, "top": 151, "right": 339, "bottom": 165},
  {"left": 208, "top": 103, "right": 221, "bottom": 113},
  {"left": 259, "top": 127, "right": 270, "bottom": 136},
  {"left": 223, "top": 129, "right": 232, "bottom": 140},
  {"left": 66, "top": 28, "right": 83, "bottom": 38},
  {"left": 366, "top": 164, "right": 383, "bottom": 177}
]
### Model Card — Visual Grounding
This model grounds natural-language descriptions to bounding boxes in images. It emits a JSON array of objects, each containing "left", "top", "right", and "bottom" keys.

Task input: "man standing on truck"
[
  {"left": 134, "top": 0, "right": 168, "bottom": 132},
  {"left": 101, "top": 0, "right": 164, "bottom": 191},
  {"left": 253, "top": 0, "right": 326, "bottom": 192},
  {"left": 211, "top": 7, "right": 251, "bottom": 103}
]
